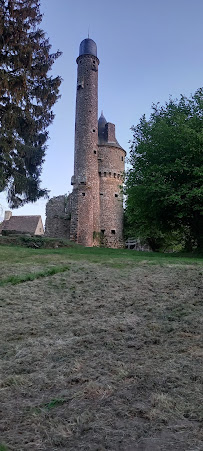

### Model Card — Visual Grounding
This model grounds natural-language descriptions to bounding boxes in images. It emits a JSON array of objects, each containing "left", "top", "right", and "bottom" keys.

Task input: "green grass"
[
  {"left": 0, "top": 445, "right": 8, "bottom": 451},
  {"left": 0, "top": 244, "right": 202, "bottom": 288},
  {"left": 0, "top": 264, "right": 70, "bottom": 286},
  {"left": 43, "top": 398, "right": 67, "bottom": 410},
  {"left": 0, "top": 243, "right": 202, "bottom": 266}
]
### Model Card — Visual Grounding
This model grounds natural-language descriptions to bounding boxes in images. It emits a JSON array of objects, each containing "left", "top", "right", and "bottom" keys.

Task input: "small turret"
[{"left": 98, "top": 111, "right": 107, "bottom": 141}]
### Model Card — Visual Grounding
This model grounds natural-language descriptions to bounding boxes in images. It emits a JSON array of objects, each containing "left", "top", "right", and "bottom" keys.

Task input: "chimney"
[
  {"left": 4, "top": 211, "right": 12, "bottom": 221},
  {"left": 105, "top": 122, "right": 116, "bottom": 143}
]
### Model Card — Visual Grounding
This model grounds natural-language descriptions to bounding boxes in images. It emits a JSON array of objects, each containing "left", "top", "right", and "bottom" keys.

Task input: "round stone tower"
[
  {"left": 70, "top": 38, "right": 100, "bottom": 246},
  {"left": 98, "top": 112, "right": 126, "bottom": 247}
]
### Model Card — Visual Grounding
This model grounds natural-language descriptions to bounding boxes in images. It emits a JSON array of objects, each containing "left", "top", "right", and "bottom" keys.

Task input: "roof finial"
[
  {"left": 88, "top": 26, "right": 90, "bottom": 39},
  {"left": 101, "top": 110, "right": 103, "bottom": 116}
]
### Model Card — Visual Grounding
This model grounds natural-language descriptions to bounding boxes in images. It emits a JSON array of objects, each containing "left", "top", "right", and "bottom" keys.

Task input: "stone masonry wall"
[
  {"left": 46, "top": 39, "right": 126, "bottom": 249},
  {"left": 45, "top": 195, "right": 71, "bottom": 239},
  {"left": 70, "top": 53, "right": 100, "bottom": 246},
  {"left": 98, "top": 144, "right": 125, "bottom": 248}
]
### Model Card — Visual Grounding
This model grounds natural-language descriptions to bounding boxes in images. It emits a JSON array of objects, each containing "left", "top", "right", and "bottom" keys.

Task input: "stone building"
[
  {"left": 45, "top": 38, "right": 125, "bottom": 248},
  {"left": 0, "top": 211, "right": 44, "bottom": 236}
]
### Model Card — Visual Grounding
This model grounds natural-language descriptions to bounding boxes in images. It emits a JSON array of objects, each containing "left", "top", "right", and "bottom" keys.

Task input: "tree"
[
  {"left": 0, "top": 0, "right": 62, "bottom": 207},
  {"left": 125, "top": 89, "right": 203, "bottom": 251}
]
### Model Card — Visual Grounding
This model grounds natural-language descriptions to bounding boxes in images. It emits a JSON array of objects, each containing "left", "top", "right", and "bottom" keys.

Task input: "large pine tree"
[{"left": 0, "top": 0, "right": 62, "bottom": 207}]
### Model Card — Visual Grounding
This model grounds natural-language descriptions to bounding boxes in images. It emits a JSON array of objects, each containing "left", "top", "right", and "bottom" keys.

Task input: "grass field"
[{"left": 0, "top": 244, "right": 202, "bottom": 450}]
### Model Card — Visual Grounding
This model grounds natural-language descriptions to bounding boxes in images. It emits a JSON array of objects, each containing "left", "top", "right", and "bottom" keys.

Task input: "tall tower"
[
  {"left": 70, "top": 38, "right": 100, "bottom": 246},
  {"left": 69, "top": 37, "right": 126, "bottom": 248},
  {"left": 45, "top": 38, "right": 125, "bottom": 244}
]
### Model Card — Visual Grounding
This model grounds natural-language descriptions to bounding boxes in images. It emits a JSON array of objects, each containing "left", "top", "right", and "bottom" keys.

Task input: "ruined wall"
[{"left": 45, "top": 195, "right": 71, "bottom": 239}]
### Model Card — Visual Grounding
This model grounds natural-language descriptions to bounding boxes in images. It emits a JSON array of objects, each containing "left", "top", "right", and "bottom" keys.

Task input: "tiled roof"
[{"left": 1, "top": 216, "right": 41, "bottom": 234}]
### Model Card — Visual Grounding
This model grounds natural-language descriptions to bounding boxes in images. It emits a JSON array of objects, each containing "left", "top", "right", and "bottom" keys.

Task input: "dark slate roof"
[
  {"left": 1, "top": 216, "right": 41, "bottom": 234},
  {"left": 79, "top": 38, "right": 97, "bottom": 57},
  {"left": 98, "top": 111, "right": 107, "bottom": 141},
  {"left": 98, "top": 112, "right": 125, "bottom": 152}
]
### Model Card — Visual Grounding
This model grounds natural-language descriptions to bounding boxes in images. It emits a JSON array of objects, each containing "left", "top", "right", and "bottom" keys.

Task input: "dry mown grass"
[{"left": 0, "top": 246, "right": 203, "bottom": 450}]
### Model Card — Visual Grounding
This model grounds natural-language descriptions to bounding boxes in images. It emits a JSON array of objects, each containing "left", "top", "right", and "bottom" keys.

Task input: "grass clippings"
[{"left": 0, "top": 245, "right": 202, "bottom": 450}]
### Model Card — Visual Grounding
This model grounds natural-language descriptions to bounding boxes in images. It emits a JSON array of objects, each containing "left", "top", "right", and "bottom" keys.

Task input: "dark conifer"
[{"left": 0, "top": 0, "right": 62, "bottom": 207}]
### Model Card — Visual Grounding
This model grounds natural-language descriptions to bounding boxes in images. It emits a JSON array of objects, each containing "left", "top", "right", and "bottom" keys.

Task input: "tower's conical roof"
[
  {"left": 98, "top": 111, "right": 107, "bottom": 140},
  {"left": 79, "top": 38, "right": 97, "bottom": 57},
  {"left": 98, "top": 111, "right": 125, "bottom": 151}
]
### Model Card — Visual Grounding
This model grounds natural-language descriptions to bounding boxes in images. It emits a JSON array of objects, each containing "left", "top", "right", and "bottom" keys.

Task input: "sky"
[{"left": 0, "top": 0, "right": 203, "bottom": 224}]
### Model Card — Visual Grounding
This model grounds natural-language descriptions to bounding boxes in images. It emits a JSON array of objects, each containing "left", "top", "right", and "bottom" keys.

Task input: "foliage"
[
  {"left": 0, "top": 234, "right": 76, "bottom": 248},
  {"left": 0, "top": 0, "right": 62, "bottom": 207},
  {"left": 125, "top": 89, "right": 203, "bottom": 251}
]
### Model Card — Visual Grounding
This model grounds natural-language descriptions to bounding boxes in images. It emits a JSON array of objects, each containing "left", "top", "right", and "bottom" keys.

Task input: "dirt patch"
[{"left": 0, "top": 259, "right": 203, "bottom": 450}]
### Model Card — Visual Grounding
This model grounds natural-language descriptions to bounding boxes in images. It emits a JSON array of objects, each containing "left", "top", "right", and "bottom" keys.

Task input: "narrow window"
[
  {"left": 109, "top": 172, "right": 111, "bottom": 176},
  {"left": 100, "top": 193, "right": 103, "bottom": 196},
  {"left": 111, "top": 230, "right": 116, "bottom": 235},
  {"left": 104, "top": 172, "right": 106, "bottom": 177},
  {"left": 117, "top": 174, "right": 120, "bottom": 179},
  {"left": 101, "top": 229, "right": 105, "bottom": 234},
  {"left": 82, "top": 192, "right": 85, "bottom": 196},
  {"left": 115, "top": 194, "right": 118, "bottom": 198},
  {"left": 99, "top": 171, "right": 101, "bottom": 176},
  {"left": 121, "top": 156, "right": 124, "bottom": 161},
  {"left": 93, "top": 129, "right": 95, "bottom": 132},
  {"left": 114, "top": 173, "right": 116, "bottom": 178},
  {"left": 94, "top": 150, "right": 97, "bottom": 154}
]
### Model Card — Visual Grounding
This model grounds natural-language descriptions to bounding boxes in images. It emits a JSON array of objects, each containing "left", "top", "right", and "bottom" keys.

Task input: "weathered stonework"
[
  {"left": 45, "top": 38, "right": 126, "bottom": 248},
  {"left": 45, "top": 195, "right": 71, "bottom": 239},
  {"left": 98, "top": 145, "right": 125, "bottom": 248},
  {"left": 70, "top": 48, "right": 100, "bottom": 247}
]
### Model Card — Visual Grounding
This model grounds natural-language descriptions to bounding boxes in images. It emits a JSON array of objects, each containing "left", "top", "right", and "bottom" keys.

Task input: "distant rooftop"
[{"left": 1, "top": 215, "right": 43, "bottom": 235}]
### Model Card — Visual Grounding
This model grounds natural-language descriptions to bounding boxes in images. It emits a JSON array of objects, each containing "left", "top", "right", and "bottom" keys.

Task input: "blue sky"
[{"left": 0, "top": 0, "right": 202, "bottom": 223}]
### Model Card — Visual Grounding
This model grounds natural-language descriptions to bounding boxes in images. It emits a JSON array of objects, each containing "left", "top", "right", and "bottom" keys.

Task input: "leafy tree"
[
  {"left": 125, "top": 89, "right": 203, "bottom": 251},
  {"left": 0, "top": 0, "right": 62, "bottom": 207}
]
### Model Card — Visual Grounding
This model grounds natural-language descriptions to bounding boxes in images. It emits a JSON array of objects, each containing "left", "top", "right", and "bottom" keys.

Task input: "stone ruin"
[{"left": 45, "top": 195, "right": 71, "bottom": 240}]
